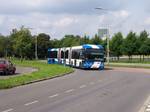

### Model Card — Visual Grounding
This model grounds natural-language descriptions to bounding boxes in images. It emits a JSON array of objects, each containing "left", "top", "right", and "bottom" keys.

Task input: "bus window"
[
  {"left": 49, "top": 51, "right": 57, "bottom": 58},
  {"left": 79, "top": 51, "right": 85, "bottom": 59},
  {"left": 65, "top": 50, "right": 69, "bottom": 59},
  {"left": 72, "top": 50, "right": 82, "bottom": 59},
  {"left": 85, "top": 49, "right": 104, "bottom": 61},
  {"left": 72, "top": 50, "right": 79, "bottom": 59},
  {"left": 61, "top": 51, "right": 64, "bottom": 58}
]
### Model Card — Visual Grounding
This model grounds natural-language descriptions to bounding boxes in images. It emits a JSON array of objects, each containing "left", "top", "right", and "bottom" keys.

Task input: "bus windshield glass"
[
  {"left": 84, "top": 49, "right": 104, "bottom": 61},
  {"left": 49, "top": 51, "right": 57, "bottom": 58}
]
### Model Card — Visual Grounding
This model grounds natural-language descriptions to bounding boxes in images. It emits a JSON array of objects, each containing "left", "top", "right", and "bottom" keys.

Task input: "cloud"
[
  {"left": 0, "top": 15, "right": 5, "bottom": 25},
  {"left": 53, "top": 17, "right": 78, "bottom": 28},
  {"left": 144, "top": 17, "right": 150, "bottom": 25},
  {"left": 113, "top": 10, "right": 130, "bottom": 18},
  {"left": 0, "top": 0, "right": 127, "bottom": 15},
  {"left": 0, "top": 0, "right": 149, "bottom": 38}
]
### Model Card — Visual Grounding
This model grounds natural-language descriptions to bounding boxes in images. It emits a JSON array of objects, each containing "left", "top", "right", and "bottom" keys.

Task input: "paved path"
[
  {"left": 0, "top": 67, "right": 150, "bottom": 112},
  {"left": 0, "top": 66, "right": 37, "bottom": 79}
]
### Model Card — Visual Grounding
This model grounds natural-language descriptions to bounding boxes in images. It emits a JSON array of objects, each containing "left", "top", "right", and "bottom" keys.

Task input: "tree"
[
  {"left": 139, "top": 38, "right": 150, "bottom": 60},
  {"left": 110, "top": 32, "right": 124, "bottom": 60},
  {"left": 122, "top": 31, "right": 137, "bottom": 60},
  {"left": 50, "top": 39, "right": 61, "bottom": 48},
  {"left": 10, "top": 26, "right": 32, "bottom": 59},
  {"left": 61, "top": 35, "right": 80, "bottom": 47},
  {"left": 90, "top": 34, "right": 103, "bottom": 45},
  {"left": 4, "top": 37, "right": 13, "bottom": 58},
  {"left": 37, "top": 33, "right": 51, "bottom": 59},
  {"left": 0, "top": 35, "right": 13, "bottom": 58},
  {"left": 80, "top": 35, "right": 90, "bottom": 45},
  {"left": 0, "top": 35, "right": 6, "bottom": 57},
  {"left": 137, "top": 30, "right": 149, "bottom": 61}
]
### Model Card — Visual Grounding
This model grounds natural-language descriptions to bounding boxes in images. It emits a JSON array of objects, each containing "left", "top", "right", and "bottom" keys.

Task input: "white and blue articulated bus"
[{"left": 48, "top": 44, "right": 105, "bottom": 70}]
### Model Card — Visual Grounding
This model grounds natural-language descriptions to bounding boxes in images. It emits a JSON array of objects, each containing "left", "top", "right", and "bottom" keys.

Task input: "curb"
[
  {"left": 25, "top": 70, "right": 74, "bottom": 85},
  {"left": 0, "top": 70, "right": 75, "bottom": 89}
]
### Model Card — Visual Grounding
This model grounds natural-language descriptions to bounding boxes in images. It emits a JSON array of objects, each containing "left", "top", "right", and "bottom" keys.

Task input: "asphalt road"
[{"left": 0, "top": 67, "right": 150, "bottom": 112}]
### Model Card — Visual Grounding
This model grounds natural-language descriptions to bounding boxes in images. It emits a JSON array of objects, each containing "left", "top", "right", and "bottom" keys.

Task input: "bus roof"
[
  {"left": 48, "top": 44, "right": 104, "bottom": 51},
  {"left": 83, "top": 44, "right": 103, "bottom": 49},
  {"left": 72, "top": 44, "right": 103, "bottom": 50}
]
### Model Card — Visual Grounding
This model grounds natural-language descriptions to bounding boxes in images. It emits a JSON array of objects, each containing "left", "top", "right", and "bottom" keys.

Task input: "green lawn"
[
  {"left": 0, "top": 60, "right": 74, "bottom": 89},
  {"left": 106, "top": 62, "right": 150, "bottom": 69},
  {"left": 110, "top": 58, "right": 150, "bottom": 64}
]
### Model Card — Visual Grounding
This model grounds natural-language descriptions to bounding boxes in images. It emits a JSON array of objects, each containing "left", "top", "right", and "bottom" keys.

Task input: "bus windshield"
[
  {"left": 48, "top": 51, "right": 57, "bottom": 58},
  {"left": 84, "top": 49, "right": 104, "bottom": 61}
]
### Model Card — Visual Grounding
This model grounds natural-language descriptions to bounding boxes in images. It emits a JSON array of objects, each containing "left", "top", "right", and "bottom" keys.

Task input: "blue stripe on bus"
[
  {"left": 83, "top": 44, "right": 103, "bottom": 49},
  {"left": 83, "top": 44, "right": 93, "bottom": 49},
  {"left": 82, "top": 60, "right": 104, "bottom": 69},
  {"left": 83, "top": 61, "right": 94, "bottom": 68}
]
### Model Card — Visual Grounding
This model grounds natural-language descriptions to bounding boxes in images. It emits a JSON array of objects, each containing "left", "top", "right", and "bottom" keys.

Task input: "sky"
[{"left": 0, "top": 0, "right": 150, "bottom": 39}]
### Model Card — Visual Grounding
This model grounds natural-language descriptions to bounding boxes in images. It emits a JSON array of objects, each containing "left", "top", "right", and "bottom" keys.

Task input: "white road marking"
[
  {"left": 90, "top": 82, "right": 95, "bottom": 85},
  {"left": 65, "top": 89, "right": 75, "bottom": 93},
  {"left": 49, "top": 94, "right": 59, "bottom": 98},
  {"left": 80, "top": 85, "right": 87, "bottom": 88},
  {"left": 146, "top": 108, "right": 150, "bottom": 111},
  {"left": 24, "top": 100, "right": 38, "bottom": 106},
  {"left": 2, "top": 109, "right": 13, "bottom": 112}
]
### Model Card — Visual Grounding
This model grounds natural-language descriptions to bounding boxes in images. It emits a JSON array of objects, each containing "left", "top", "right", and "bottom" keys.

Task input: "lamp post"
[
  {"left": 29, "top": 28, "right": 38, "bottom": 60},
  {"left": 106, "top": 32, "right": 110, "bottom": 65},
  {"left": 95, "top": 7, "right": 110, "bottom": 65}
]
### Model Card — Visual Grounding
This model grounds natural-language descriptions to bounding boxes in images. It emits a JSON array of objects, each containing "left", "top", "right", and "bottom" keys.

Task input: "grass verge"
[{"left": 0, "top": 60, "right": 74, "bottom": 89}]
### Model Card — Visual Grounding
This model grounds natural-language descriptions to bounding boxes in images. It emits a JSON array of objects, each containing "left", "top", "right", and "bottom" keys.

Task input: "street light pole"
[
  {"left": 27, "top": 27, "right": 38, "bottom": 60},
  {"left": 95, "top": 7, "right": 110, "bottom": 65},
  {"left": 107, "top": 32, "right": 110, "bottom": 65}
]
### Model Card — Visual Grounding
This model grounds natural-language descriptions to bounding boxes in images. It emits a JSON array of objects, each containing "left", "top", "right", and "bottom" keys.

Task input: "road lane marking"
[
  {"left": 2, "top": 109, "right": 13, "bottom": 112},
  {"left": 65, "top": 89, "right": 75, "bottom": 93},
  {"left": 24, "top": 100, "right": 38, "bottom": 106},
  {"left": 146, "top": 108, "right": 150, "bottom": 111},
  {"left": 49, "top": 94, "right": 59, "bottom": 98},
  {"left": 90, "top": 82, "right": 95, "bottom": 85},
  {"left": 79, "top": 85, "right": 87, "bottom": 88}
]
